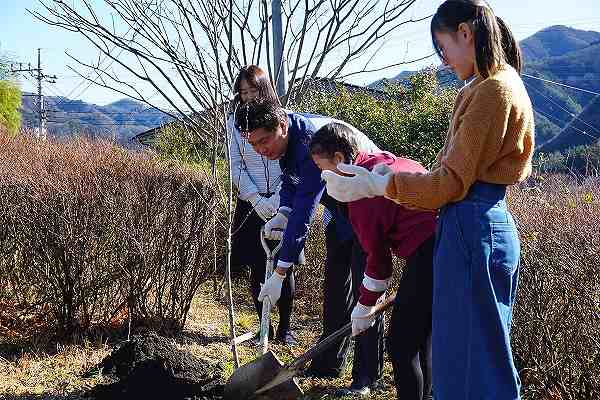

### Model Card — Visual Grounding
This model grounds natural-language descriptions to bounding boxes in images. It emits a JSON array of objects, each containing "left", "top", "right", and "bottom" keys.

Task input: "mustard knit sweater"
[{"left": 385, "top": 65, "right": 535, "bottom": 210}]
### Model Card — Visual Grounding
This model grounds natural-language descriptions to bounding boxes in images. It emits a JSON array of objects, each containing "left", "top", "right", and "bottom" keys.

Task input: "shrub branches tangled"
[
  {"left": 509, "top": 175, "right": 599, "bottom": 399},
  {"left": 0, "top": 132, "right": 225, "bottom": 336}
]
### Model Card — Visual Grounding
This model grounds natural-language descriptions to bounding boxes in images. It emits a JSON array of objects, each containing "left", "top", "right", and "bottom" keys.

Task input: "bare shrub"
[
  {"left": 0, "top": 132, "right": 224, "bottom": 336},
  {"left": 299, "top": 175, "right": 600, "bottom": 399},
  {"left": 509, "top": 174, "right": 600, "bottom": 400},
  {"left": 295, "top": 208, "right": 327, "bottom": 316}
]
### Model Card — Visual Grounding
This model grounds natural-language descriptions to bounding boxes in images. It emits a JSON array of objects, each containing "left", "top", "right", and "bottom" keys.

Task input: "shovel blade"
[{"left": 223, "top": 351, "right": 303, "bottom": 400}]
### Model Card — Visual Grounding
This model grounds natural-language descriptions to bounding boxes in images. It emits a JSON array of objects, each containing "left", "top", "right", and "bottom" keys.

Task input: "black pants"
[
  {"left": 388, "top": 236, "right": 434, "bottom": 400},
  {"left": 230, "top": 197, "right": 294, "bottom": 335},
  {"left": 307, "top": 219, "right": 384, "bottom": 384}
]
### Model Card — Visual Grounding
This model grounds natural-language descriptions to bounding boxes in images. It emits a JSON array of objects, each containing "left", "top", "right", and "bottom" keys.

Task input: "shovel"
[
  {"left": 257, "top": 226, "right": 284, "bottom": 355},
  {"left": 223, "top": 292, "right": 397, "bottom": 400}
]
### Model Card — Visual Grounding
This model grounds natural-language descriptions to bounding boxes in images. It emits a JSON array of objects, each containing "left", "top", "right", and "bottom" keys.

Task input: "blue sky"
[{"left": 2, "top": 0, "right": 599, "bottom": 107}]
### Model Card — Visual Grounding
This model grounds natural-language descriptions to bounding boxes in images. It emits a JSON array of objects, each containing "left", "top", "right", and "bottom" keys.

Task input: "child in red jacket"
[{"left": 310, "top": 122, "right": 436, "bottom": 400}]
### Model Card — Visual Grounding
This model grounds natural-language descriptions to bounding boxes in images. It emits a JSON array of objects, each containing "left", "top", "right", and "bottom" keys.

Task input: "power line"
[
  {"left": 42, "top": 82, "right": 67, "bottom": 99},
  {"left": 524, "top": 81, "right": 600, "bottom": 136},
  {"left": 522, "top": 74, "right": 600, "bottom": 96},
  {"left": 46, "top": 108, "right": 165, "bottom": 115},
  {"left": 55, "top": 26, "right": 135, "bottom": 108},
  {"left": 534, "top": 107, "right": 599, "bottom": 142},
  {"left": 47, "top": 120, "right": 145, "bottom": 126}
]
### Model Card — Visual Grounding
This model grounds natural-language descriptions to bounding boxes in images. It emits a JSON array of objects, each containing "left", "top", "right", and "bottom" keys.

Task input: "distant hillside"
[
  {"left": 520, "top": 25, "right": 600, "bottom": 62},
  {"left": 368, "top": 67, "right": 460, "bottom": 91},
  {"left": 21, "top": 96, "right": 171, "bottom": 146},
  {"left": 536, "top": 95, "right": 600, "bottom": 153},
  {"left": 370, "top": 26, "right": 600, "bottom": 150},
  {"left": 524, "top": 31, "right": 600, "bottom": 148}
]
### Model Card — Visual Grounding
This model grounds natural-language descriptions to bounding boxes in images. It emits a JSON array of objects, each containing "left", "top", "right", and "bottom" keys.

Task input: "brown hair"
[
  {"left": 430, "top": 0, "right": 522, "bottom": 78},
  {"left": 233, "top": 65, "right": 281, "bottom": 106}
]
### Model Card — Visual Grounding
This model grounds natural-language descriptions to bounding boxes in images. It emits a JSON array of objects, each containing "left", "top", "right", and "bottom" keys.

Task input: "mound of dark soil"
[{"left": 86, "top": 332, "right": 224, "bottom": 399}]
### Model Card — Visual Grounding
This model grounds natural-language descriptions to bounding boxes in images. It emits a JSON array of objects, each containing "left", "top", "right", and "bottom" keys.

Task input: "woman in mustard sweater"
[{"left": 321, "top": 1, "right": 534, "bottom": 399}]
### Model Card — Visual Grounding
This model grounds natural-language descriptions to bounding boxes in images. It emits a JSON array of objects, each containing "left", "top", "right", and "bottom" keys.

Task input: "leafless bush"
[
  {"left": 0, "top": 131, "right": 224, "bottom": 336},
  {"left": 295, "top": 208, "right": 327, "bottom": 315},
  {"left": 299, "top": 175, "right": 600, "bottom": 399},
  {"left": 510, "top": 174, "right": 600, "bottom": 399}
]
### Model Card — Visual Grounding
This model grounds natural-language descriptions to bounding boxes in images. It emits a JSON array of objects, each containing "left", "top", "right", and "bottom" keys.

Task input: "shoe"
[
  {"left": 334, "top": 384, "right": 371, "bottom": 397},
  {"left": 275, "top": 330, "right": 298, "bottom": 346}
]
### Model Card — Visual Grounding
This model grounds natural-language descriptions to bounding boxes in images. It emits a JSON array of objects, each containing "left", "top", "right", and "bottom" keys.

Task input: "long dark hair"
[
  {"left": 430, "top": 0, "right": 522, "bottom": 78},
  {"left": 233, "top": 65, "right": 281, "bottom": 106}
]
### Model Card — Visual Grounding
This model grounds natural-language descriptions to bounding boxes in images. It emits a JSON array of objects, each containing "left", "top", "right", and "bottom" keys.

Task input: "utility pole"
[
  {"left": 10, "top": 48, "right": 57, "bottom": 139},
  {"left": 271, "top": 0, "right": 287, "bottom": 98}
]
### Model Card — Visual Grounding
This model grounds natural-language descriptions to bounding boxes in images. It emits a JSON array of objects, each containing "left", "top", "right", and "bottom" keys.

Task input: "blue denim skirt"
[{"left": 432, "top": 182, "right": 521, "bottom": 400}]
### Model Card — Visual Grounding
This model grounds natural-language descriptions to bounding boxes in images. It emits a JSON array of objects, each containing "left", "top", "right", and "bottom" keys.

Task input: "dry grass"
[
  {"left": 510, "top": 174, "right": 600, "bottom": 400},
  {"left": 0, "top": 282, "right": 400, "bottom": 399},
  {"left": 0, "top": 342, "right": 111, "bottom": 399}
]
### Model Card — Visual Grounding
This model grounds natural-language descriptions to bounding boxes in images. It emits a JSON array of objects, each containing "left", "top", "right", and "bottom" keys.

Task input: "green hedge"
[
  {"left": 0, "top": 80, "right": 21, "bottom": 135},
  {"left": 295, "top": 69, "right": 458, "bottom": 167}
]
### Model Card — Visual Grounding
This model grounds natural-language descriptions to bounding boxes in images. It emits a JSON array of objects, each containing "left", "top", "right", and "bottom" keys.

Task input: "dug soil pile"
[{"left": 86, "top": 332, "right": 224, "bottom": 399}]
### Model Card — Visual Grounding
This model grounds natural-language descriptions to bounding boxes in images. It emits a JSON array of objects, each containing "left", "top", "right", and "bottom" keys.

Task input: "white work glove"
[
  {"left": 321, "top": 163, "right": 393, "bottom": 203},
  {"left": 264, "top": 211, "right": 288, "bottom": 240},
  {"left": 267, "top": 191, "right": 280, "bottom": 211},
  {"left": 351, "top": 302, "right": 377, "bottom": 336},
  {"left": 297, "top": 248, "right": 306, "bottom": 265},
  {"left": 257, "top": 270, "right": 286, "bottom": 304},
  {"left": 249, "top": 194, "right": 277, "bottom": 222}
]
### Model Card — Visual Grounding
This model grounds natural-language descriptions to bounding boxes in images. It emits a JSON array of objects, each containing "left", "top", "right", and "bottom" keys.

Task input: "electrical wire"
[
  {"left": 524, "top": 81, "right": 600, "bottom": 136},
  {"left": 522, "top": 74, "right": 600, "bottom": 96}
]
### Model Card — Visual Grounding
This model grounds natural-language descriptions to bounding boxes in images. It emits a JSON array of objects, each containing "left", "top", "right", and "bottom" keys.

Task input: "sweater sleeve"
[
  {"left": 385, "top": 80, "right": 513, "bottom": 210},
  {"left": 228, "top": 116, "right": 259, "bottom": 200},
  {"left": 349, "top": 199, "right": 394, "bottom": 306}
]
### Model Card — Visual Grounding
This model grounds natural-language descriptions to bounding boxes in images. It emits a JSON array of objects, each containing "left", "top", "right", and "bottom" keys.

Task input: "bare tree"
[
  {"left": 31, "top": 0, "right": 430, "bottom": 142},
  {"left": 30, "top": 0, "right": 429, "bottom": 366}
]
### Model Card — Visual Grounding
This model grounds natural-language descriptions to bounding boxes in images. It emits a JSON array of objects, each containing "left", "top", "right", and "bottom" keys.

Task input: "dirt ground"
[{"left": 0, "top": 281, "right": 399, "bottom": 400}]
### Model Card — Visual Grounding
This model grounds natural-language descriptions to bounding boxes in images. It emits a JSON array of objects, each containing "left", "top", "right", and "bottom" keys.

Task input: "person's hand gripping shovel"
[{"left": 223, "top": 291, "right": 397, "bottom": 400}]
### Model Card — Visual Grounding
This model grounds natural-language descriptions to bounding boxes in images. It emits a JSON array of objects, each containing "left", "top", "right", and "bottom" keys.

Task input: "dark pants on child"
[
  {"left": 388, "top": 236, "right": 434, "bottom": 400},
  {"left": 308, "top": 218, "right": 384, "bottom": 386},
  {"left": 230, "top": 196, "right": 294, "bottom": 335}
]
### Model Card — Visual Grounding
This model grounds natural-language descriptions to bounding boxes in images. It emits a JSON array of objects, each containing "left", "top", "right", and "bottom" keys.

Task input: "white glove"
[
  {"left": 351, "top": 302, "right": 376, "bottom": 336},
  {"left": 297, "top": 248, "right": 306, "bottom": 265},
  {"left": 267, "top": 192, "right": 280, "bottom": 211},
  {"left": 258, "top": 270, "right": 286, "bottom": 304},
  {"left": 249, "top": 194, "right": 277, "bottom": 221},
  {"left": 264, "top": 211, "right": 288, "bottom": 240},
  {"left": 321, "top": 163, "right": 393, "bottom": 203}
]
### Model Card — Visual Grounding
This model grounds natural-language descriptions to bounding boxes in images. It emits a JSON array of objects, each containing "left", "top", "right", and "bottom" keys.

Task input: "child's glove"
[{"left": 351, "top": 302, "right": 376, "bottom": 336}]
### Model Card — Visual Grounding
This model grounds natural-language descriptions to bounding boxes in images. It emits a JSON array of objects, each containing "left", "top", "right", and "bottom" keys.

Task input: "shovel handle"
[
  {"left": 289, "top": 292, "right": 397, "bottom": 371},
  {"left": 260, "top": 227, "right": 284, "bottom": 257}
]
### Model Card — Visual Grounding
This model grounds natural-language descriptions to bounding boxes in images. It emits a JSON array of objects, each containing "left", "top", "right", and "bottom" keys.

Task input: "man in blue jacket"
[{"left": 235, "top": 99, "right": 383, "bottom": 395}]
